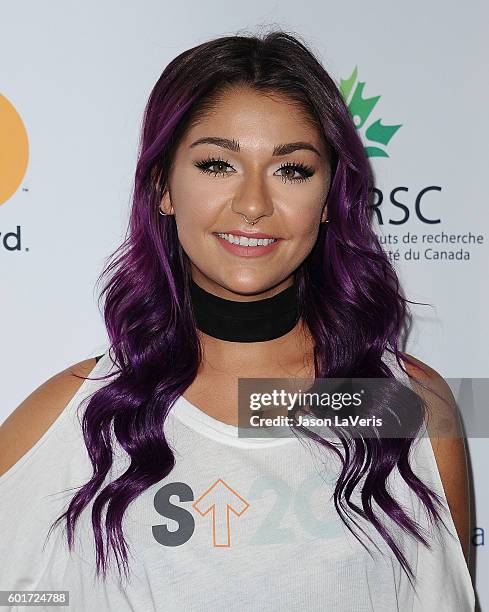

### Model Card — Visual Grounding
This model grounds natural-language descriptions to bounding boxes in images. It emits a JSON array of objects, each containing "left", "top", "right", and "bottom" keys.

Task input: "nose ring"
[{"left": 243, "top": 216, "right": 257, "bottom": 225}]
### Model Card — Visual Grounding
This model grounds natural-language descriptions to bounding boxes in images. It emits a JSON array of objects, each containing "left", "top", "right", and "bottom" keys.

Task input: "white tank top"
[{"left": 0, "top": 350, "right": 476, "bottom": 611}]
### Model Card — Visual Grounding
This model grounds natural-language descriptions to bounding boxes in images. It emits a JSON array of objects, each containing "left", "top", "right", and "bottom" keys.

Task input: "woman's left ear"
[{"left": 320, "top": 205, "right": 329, "bottom": 224}]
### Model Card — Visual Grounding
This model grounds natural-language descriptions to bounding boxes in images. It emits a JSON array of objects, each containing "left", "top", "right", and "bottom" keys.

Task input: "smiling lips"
[{"left": 214, "top": 232, "right": 281, "bottom": 257}]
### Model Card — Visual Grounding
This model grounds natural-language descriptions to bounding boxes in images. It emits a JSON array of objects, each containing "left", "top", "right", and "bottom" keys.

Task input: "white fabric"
[{"left": 0, "top": 349, "right": 476, "bottom": 611}]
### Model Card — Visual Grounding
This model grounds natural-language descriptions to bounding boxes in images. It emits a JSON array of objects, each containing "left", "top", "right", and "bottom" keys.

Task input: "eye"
[
  {"left": 194, "top": 156, "right": 234, "bottom": 177},
  {"left": 275, "top": 161, "right": 314, "bottom": 183},
  {"left": 194, "top": 157, "right": 315, "bottom": 183}
]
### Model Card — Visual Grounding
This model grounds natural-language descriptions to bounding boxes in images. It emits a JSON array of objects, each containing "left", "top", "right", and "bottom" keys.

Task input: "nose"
[{"left": 231, "top": 172, "right": 274, "bottom": 223}]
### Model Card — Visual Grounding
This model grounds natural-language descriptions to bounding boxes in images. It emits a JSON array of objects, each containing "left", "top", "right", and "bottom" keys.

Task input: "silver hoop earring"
[{"left": 158, "top": 209, "right": 168, "bottom": 216}]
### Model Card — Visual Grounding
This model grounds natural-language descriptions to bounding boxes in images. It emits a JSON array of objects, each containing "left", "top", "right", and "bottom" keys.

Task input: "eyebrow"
[{"left": 189, "top": 136, "right": 322, "bottom": 158}]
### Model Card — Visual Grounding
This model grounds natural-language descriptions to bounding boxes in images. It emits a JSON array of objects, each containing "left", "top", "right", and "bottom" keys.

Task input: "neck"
[{"left": 189, "top": 278, "right": 300, "bottom": 343}]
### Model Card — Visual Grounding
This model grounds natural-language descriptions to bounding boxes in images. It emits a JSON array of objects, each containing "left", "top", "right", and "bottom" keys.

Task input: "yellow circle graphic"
[{"left": 0, "top": 94, "right": 29, "bottom": 206}]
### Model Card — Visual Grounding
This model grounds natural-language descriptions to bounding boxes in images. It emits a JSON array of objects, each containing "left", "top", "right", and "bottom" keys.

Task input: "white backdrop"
[{"left": 1, "top": 1, "right": 487, "bottom": 609}]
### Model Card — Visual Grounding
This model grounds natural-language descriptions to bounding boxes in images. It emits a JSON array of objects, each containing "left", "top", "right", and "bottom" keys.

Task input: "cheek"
[
  {"left": 286, "top": 202, "right": 323, "bottom": 240},
  {"left": 280, "top": 202, "right": 324, "bottom": 264},
  {"left": 171, "top": 188, "right": 221, "bottom": 262},
  {"left": 172, "top": 174, "right": 221, "bottom": 230}
]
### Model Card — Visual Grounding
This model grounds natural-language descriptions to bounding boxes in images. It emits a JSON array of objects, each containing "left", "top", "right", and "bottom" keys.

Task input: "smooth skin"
[{"left": 0, "top": 85, "right": 471, "bottom": 569}]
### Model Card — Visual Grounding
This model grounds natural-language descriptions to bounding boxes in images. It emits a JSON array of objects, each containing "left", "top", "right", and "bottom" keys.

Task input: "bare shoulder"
[
  {"left": 400, "top": 352, "right": 471, "bottom": 565},
  {"left": 399, "top": 352, "right": 460, "bottom": 435},
  {"left": 0, "top": 357, "right": 98, "bottom": 479}
]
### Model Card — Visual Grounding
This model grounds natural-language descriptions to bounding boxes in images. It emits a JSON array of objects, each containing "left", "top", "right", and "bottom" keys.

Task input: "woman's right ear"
[{"left": 159, "top": 188, "right": 174, "bottom": 216}]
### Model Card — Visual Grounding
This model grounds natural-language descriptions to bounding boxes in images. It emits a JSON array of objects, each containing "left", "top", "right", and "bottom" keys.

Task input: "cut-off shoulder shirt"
[{"left": 0, "top": 350, "right": 476, "bottom": 611}]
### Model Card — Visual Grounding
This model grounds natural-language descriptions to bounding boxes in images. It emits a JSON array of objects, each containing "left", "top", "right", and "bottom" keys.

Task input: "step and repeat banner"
[{"left": 1, "top": 1, "right": 487, "bottom": 609}]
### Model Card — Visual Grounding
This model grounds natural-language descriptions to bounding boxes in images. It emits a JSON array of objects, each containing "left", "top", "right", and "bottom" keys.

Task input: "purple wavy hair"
[{"left": 47, "top": 30, "right": 449, "bottom": 590}]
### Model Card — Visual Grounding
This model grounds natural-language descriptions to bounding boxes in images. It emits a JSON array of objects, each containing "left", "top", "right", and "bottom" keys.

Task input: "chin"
[{"left": 219, "top": 277, "right": 290, "bottom": 298}]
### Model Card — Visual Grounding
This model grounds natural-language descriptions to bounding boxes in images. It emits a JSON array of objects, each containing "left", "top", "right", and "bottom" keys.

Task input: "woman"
[{"left": 0, "top": 30, "right": 476, "bottom": 611}]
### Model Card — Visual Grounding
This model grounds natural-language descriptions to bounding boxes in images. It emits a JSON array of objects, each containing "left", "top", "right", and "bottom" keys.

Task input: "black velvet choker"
[{"left": 190, "top": 278, "right": 300, "bottom": 342}]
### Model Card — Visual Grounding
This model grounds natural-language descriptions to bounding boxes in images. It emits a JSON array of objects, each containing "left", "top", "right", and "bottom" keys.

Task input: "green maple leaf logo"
[{"left": 340, "top": 66, "right": 402, "bottom": 158}]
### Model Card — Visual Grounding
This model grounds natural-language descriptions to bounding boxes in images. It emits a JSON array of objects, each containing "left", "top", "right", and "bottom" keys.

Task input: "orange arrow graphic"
[{"left": 192, "top": 479, "right": 250, "bottom": 547}]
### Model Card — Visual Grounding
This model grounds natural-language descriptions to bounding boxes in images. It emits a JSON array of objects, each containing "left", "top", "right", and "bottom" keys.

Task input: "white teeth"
[{"left": 217, "top": 233, "right": 277, "bottom": 246}]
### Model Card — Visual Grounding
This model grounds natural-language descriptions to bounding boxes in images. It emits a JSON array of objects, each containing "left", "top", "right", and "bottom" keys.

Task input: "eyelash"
[{"left": 194, "top": 156, "right": 314, "bottom": 183}]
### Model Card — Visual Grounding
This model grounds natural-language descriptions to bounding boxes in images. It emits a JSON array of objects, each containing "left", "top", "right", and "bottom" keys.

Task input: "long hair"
[{"left": 48, "top": 30, "right": 448, "bottom": 589}]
